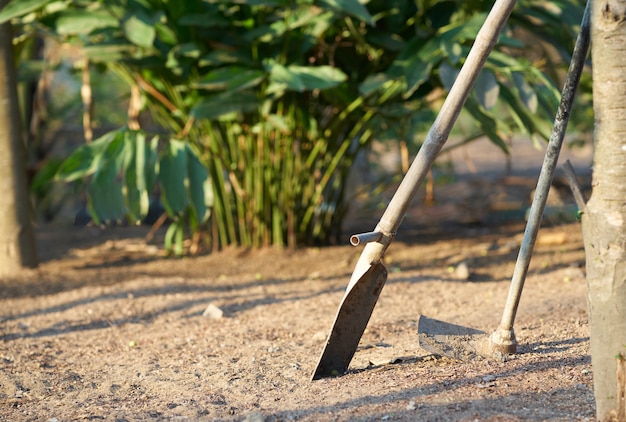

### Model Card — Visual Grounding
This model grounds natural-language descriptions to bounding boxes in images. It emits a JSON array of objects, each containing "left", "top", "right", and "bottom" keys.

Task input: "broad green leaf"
[
  {"left": 441, "top": 41, "right": 462, "bottom": 65},
  {"left": 464, "top": 98, "right": 510, "bottom": 154},
  {"left": 123, "top": 131, "right": 150, "bottom": 223},
  {"left": 199, "top": 50, "right": 255, "bottom": 67},
  {"left": 264, "top": 114, "right": 291, "bottom": 133},
  {"left": 318, "top": 0, "right": 374, "bottom": 26},
  {"left": 30, "top": 157, "right": 62, "bottom": 196},
  {"left": 359, "top": 74, "right": 389, "bottom": 97},
  {"left": 250, "top": 22, "right": 285, "bottom": 43},
  {"left": 358, "top": 74, "right": 404, "bottom": 102},
  {"left": 159, "top": 140, "right": 188, "bottom": 216},
  {"left": 88, "top": 170, "right": 126, "bottom": 223},
  {"left": 437, "top": 13, "right": 486, "bottom": 43},
  {"left": 155, "top": 22, "right": 178, "bottom": 45},
  {"left": 165, "top": 43, "right": 202, "bottom": 73},
  {"left": 87, "top": 134, "right": 128, "bottom": 222},
  {"left": 195, "top": 67, "right": 265, "bottom": 92},
  {"left": 0, "top": 0, "right": 53, "bottom": 23},
  {"left": 185, "top": 145, "right": 210, "bottom": 223},
  {"left": 474, "top": 70, "right": 499, "bottom": 110},
  {"left": 82, "top": 44, "right": 134, "bottom": 62},
  {"left": 438, "top": 62, "right": 458, "bottom": 92},
  {"left": 295, "top": 66, "right": 347, "bottom": 90},
  {"left": 266, "top": 61, "right": 303, "bottom": 91},
  {"left": 191, "top": 92, "right": 260, "bottom": 120},
  {"left": 164, "top": 221, "right": 184, "bottom": 255},
  {"left": 393, "top": 37, "right": 442, "bottom": 98},
  {"left": 123, "top": 11, "right": 156, "bottom": 47},
  {"left": 266, "top": 61, "right": 347, "bottom": 92},
  {"left": 499, "top": 84, "right": 551, "bottom": 139},
  {"left": 55, "top": 10, "right": 118, "bottom": 35},
  {"left": 145, "top": 136, "right": 159, "bottom": 194},
  {"left": 173, "top": 222, "right": 184, "bottom": 255},
  {"left": 512, "top": 72, "right": 538, "bottom": 113},
  {"left": 55, "top": 131, "right": 118, "bottom": 182},
  {"left": 282, "top": 5, "right": 324, "bottom": 31},
  {"left": 404, "top": 61, "right": 433, "bottom": 98}
]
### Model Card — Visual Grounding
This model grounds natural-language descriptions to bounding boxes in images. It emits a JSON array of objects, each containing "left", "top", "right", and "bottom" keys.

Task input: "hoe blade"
[
  {"left": 312, "top": 263, "right": 388, "bottom": 380},
  {"left": 417, "top": 315, "right": 490, "bottom": 361}
]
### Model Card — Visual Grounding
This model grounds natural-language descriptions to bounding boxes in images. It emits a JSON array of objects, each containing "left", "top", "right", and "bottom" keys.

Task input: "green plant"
[{"left": 1, "top": 0, "right": 588, "bottom": 253}]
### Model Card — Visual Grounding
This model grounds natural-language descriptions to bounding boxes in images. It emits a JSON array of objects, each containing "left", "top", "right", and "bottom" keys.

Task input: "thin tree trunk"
[
  {"left": 0, "top": 3, "right": 38, "bottom": 275},
  {"left": 584, "top": 1, "right": 626, "bottom": 419}
]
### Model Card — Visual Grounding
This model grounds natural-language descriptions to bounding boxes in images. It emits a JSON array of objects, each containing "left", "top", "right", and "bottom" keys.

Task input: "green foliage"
[
  {"left": 5, "top": 0, "right": 587, "bottom": 251},
  {"left": 55, "top": 129, "right": 211, "bottom": 254}
]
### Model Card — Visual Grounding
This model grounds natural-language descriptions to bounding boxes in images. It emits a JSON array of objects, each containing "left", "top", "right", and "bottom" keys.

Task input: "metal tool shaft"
[{"left": 492, "top": 0, "right": 591, "bottom": 352}]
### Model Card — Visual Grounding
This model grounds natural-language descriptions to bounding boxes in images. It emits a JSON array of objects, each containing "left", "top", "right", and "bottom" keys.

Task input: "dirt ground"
[
  {"left": 0, "top": 213, "right": 595, "bottom": 421},
  {"left": 1, "top": 138, "right": 596, "bottom": 421}
]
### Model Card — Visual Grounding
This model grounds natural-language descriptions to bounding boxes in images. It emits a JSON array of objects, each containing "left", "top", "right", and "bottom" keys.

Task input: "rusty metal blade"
[
  {"left": 417, "top": 315, "right": 490, "bottom": 361},
  {"left": 312, "top": 263, "right": 388, "bottom": 380}
]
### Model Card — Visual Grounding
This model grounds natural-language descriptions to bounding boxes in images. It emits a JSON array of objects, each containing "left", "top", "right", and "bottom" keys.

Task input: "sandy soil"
[
  {"left": 0, "top": 216, "right": 594, "bottom": 421},
  {"left": 0, "top": 132, "right": 598, "bottom": 422}
]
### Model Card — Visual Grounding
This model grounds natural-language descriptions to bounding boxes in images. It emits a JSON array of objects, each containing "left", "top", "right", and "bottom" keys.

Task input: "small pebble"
[
  {"left": 406, "top": 400, "right": 417, "bottom": 411},
  {"left": 202, "top": 303, "right": 224, "bottom": 319},
  {"left": 311, "top": 331, "right": 327, "bottom": 342},
  {"left": 454, "top": 262, "right": 470, "bottom": 280}
]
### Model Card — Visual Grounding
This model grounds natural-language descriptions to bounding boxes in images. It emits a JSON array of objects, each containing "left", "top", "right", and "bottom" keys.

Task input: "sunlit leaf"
[
  {"left": 55, "top": 10, "right": 118, "bottom": 35},
  {"left": 266, "top": 61, "right": 347, "bottom": 92},
  {"left": 264, "top": 114, "right": 291, "bottom": 133},
  {"left": 55, "top": 131, "right": 118, "bottom": 182},
  {"left": 123, "top": 131, "right": 150, "bottom": 223},
  {"left": 185, "top": 145, "right": 210, "bottom": 223},
  {"left": 123, "top": 11, "right": 156, "bottom": 47},
  {"left": 0, "top": 0, "right": 53, "bottom": 23},
  {"left": 155, "top": 22, "right": 178, "bottom": 45},
  {"left": 82, "top": 44, "right": 134, "bottom": 62},
  {"left": 284, "top": 5, "right": 324, "bottom": 30},
  {"left": 318, "top": 0, "right": 374, "bottom": 26},
  {"left": 295, "top": 65, "right": 347, "bottom": 90},
  {"left": 159, "top": 140, "right": 188, "bottom": 216},
  {"left": 164, "top": 221, "right": 184, "bottom": 255},
  {"left": 195, "top": 67, "right": 265, "bottom": 91},
  {"left": 145, "top": 136, "right": 159, "bottom": 194},
  {"left": 265, "top": 61, "right": 303, "bottom": 91}
]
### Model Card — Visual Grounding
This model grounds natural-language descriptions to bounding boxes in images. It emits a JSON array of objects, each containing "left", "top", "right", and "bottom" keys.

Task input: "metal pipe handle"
[{"left": 350, "top": 232, "right": 383, "bottom": 246}]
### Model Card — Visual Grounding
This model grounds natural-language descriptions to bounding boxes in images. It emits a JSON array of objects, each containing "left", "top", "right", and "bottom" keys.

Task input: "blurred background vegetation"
[{"left": 0, "top": 0, "right": 591, "bottom": 254}]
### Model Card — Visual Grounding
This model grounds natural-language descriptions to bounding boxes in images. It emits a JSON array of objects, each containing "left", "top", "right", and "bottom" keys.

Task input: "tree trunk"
[
  {"left": 584, "top": 0, "right": 626, "bottom": 420},
  {"left": 0, "top": 4, "right": 38, "bottom": 275}
]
